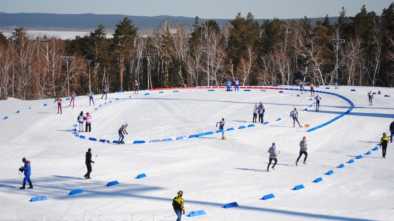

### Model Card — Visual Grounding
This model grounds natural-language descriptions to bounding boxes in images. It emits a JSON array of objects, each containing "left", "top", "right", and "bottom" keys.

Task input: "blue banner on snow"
[
  {"left": 68, "top": 188, "right": 84, "bottom": 196},
  {"left": 133, "top": 140, "right": 146, "bottom": 144},
  {"left": 261, "top": 193, "right": 275, "bottom": 200},
  {"left": 336, "top": 164, "right": 345, "bottom": 169},
  {"left": 135, "top": 173, "right": 147, "bottom": 179},
  {"left": 325, "top": 170, "right": 334, "bottom": 176},
  {"left": 187, "top": 210, "right": 207, "bottom": 217},
  {"left": 346, "top": 159, "right": 355, "bottom": 164},
  {"left": 106, "top": 180, "right": 120, "bottom": 187},
  {"left": 89, "top": 137, "right": 97, "bottom": 141},
  {"left": 355, "top": 155, "right": 363, "bottom": 159},
  {"left": 226, "top": 127, "right": 235, "bottom": 131},
  {"left": 292, "top": 184, "right": 305, "bottom": 191},
  {"left": 223, "top": 202, "right": 239, "bottom": 208},
  {"left": 30, "top": 195, "right": 48, "bottom": 202},
  {"left": 313, "top": 177, "right": 323, "bottom": 183}
]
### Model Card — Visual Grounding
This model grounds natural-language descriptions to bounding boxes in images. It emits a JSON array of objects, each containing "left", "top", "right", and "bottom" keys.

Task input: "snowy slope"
[{"left": 0, "top": 86, "right": 393, "bottom": 221}]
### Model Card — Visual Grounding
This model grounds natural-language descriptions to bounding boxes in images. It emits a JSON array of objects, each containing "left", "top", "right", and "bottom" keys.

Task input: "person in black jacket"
[
  {"left": 84, "top": 148, "right": 94, "bottom": 179},
  {"left": 390, "top": 121, "right": 394, "bottom": 143}
]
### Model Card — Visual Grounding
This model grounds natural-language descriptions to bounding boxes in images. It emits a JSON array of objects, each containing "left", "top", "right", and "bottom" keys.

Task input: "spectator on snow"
[
  {"left": 19, "top": 158, "right": 33, "bottom": 189},
  {"left": 85, "top": 112, "right": 92, "bottom": 132}
]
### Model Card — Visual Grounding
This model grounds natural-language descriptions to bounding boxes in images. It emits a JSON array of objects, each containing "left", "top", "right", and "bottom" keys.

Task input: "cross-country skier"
[
  {"left": 267, "top": 143, "right": 278, "bottom": 172},
  {"left": 88, "top": 91, "right": 95, "bottom": 106},
  {"left": 216, "top": 118, "right": 225, "bottom": 140},
  {"left": 296, "top": 136, "right": 308, "bottom": 165},
  {"left": 55, "top": 97, "right": 62, "bottom": 114},
  {"left": 390, "top": 120, "right": 394, "bottom": 143},
  {"left": 234, "top": 79, "right": 240, "bottom": 92},
  {"left": 290, "top": 108, "right": 302, "bottom": 128},
  {"left": 101, "top": 85, "right": 109, "bottom": 100},
  {"left": 118, "top": 123, "right": 128, "bottom": 144},
  {"left": 172, "top": 190, "right": 185, "bottom": 221},
  {"left": 84, "top": 148, "right": 94, "bottom": 179},
  {"left": 368, "top": 91, "right": 374, "bottom": 106},
  {"left": 380, "top": 132, "right": 389, "bottom": 158},
  {"left": 310, "top": 84, "right": 315, "bottom": 96},
  {"left": 226, "top": 80, "right": 232, "bottom": 92},
  {"left": 315, "top": 95, "right": 322, "bottom": 112},
  {"left": 69, "top": 91, "right": 76, "bottom": 108},
  {"left": 258, "top": 102, "right": 265, "bottom": 123},
  {"left": 85, "top": 112, "right": 92, "bottom": 132},
  {"left": 134, "top": 79, "right": 140, "bottom": 94},
  {"left": 252, "top": 104, "right": 258, "bottom": 123},
  {"left": 19, "top": 158, "right": 33, "bottom": 189},
  {"left": 77, "top": 111, "right": 84, "bottom": 132}
]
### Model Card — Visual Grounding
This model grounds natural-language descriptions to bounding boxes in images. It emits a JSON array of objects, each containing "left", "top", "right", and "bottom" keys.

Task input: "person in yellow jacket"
[
  {"left": 172, "top": 190, "right": 185, "bottom": 221},
  {"left": 380, "top": 132, "right": 389, "bottom": 158}
]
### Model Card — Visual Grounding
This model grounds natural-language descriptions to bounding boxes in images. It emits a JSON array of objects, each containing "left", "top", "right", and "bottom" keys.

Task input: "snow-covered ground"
[{"left": 0, "top": 86, "right": 393, "bottom": 221}]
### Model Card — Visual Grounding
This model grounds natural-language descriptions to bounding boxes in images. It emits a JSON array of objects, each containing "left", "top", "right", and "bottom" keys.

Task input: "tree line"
[{"left": 0, "top": 4, "right": 393, "bottom": 100}]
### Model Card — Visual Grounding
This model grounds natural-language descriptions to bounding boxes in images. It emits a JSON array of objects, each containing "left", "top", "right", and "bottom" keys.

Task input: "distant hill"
[{"left": 0, "top": 12, "right": 231, "bottom": 31}]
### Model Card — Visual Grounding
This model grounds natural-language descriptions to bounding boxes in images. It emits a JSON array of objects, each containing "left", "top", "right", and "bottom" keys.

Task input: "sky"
[{"left": 1, "top": 0, "right": 392, "bottom": 19}]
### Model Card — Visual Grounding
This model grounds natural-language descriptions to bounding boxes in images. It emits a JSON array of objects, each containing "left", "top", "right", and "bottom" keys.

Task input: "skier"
[
  {"left": 88, "top": 91, "right": 95, "bottom": 106},
  {"left": 172, "top": 190, "right": 185, "bottom": 221},
  {"left": 296, "top": 136, "right": 308, "bottom": 165},
  {"left": 134, "top": 79, "right": 140, "bottom": 94},
  {"left": 315, "top": 95, "right": 322, "bottom": 112},
  {"left": 267, "top": 143, "right": 278, "bottom": 172},
  {"left": 234, "top": 79, "right": 240, "bottom": 92},
  {"left": 310, "top": 83, "right": 315, "bottom": 96},
  {"left": 84, "top": 148, "right": 94, "bottom": 179},
  {"left": 69, "top": 91, "right": 76, "bottom": 108},
  {"left": 19, "top": 158, "right": 33, "bottom": 189},
  {"left": 368, "top": 91, "right": 374, "bottom": 106},
  {"left": 226, "top": 80, "right": 232, "bottom": 92},
  {"left": 101, "top": 84, "right": 109, "bottom": 100},
  {"left": 77, "top": 111, "right": 84, "bottom": 132},
  {"left": 55, "top": 97, "right": 62, "bottom": 114},
  {"left": 118, "top": 123, "right": 128, "bottom": 144},
  {"left": 216, "top": 118, "right": 225, "bottom": 140},
  {"left": 299, "top": 82, "right": 305, "bottom": 93},
  {"left": 252, "top": 104, "right": 258, "bottom": 123},
  {"left": 258, "top": 102, "right": 265, "bottom": 123},
  {"left": 85, "top": 112, "right": 92, "bottom": 132},
  {"left": 290, "top": 108, "right": 302, "bottom": 128},
  {"left": 390, "top": 120, "right": 394, "bottom": 143},
  {"left": 380, "top": 132, "right": 389, "bottom": 158}
]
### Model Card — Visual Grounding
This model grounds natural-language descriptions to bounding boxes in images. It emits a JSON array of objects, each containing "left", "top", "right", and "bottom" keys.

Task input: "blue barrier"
[
  {"left": 238, "top": 125, "right": 246, "bottom": 129},
  {"left": 304, "top": 108, "right": 308, "bottom": 111},
  {"left": 372, "top": 147, "right": 379, "bottom": 151},
  {"left": 364, "top": 151, "right": 371, "bottom": 155},
  {"left": 106, "top": 180, "right": 120, "bottom": 187},
  {"left": 99, "top": 139, "right": 107, "bottom": 143},
  {"left": 159, "top": 91, "right": 164, "bottom": 94},
  {"left": 161, "top": 138, "right": 173, "bottom": 142},
  {"left": 79, "top": 135, "right": 86, "bottom": 139},
  {"left": 263, "top": 122, "right": 269, "bottom": 125},
  {"left": 355, "top": 155, "right": 363, "bottom": 159},
  {"left": 247, "top": 124, "right": 255, "bottom": 127},
  {"left": 325, "top": 170, "right": 334, "bottom": 176},
  {"left": 135, "top": 173, "right": 147, "bottom": 179},
  {"left": 292, "top": 184, "right": 305, "bottom": 191},
  {"left": 176, "top": 136, "right": 185, "bottom": 140},
  {"left": 113, "top": 140, "right": 121, "bottom": 144},
  {"left": 276, "top": 118, "right": 281, "bottom": 121},
  {"left": 346, "top": 159, "right": 355, "bottom": 164},
  {"left": 30, "top": 195, "right": 48, "bottom": 202},
  {"left": 68, "top": 188, "right": 84, "bottom": 196},
  {"left": 89, "top": 137, "right": 97, "bottom": 141},
  {"left": 208, "top": 89, "right": 215, "bottom": 92},
  {"left": 350, "top": 89, "right": 356, "bottom": 92},
  {"left": 133, "top": 140, "right": 146, "bottom": 144},
  {"left": 189, "top": 134, "right": 199, "bottom": 138},
  {"left": 223, "top": 202, "right": 239, "bottom": 208},
  {"left": 226, "top": 127, "right": 235, "bottom": 131},
  {"left": 261, "top": 193, "right": 275, "bottom": 200},
  {"left": 144, "top": 93, "right": 150, "bottom": 96},
  {"left": 243, "top": 89, "right": 251, "bottom": 92},
  {"left": 187, "top": 210, "right": 207, "bottom": 217},
  {"left": 313, "top": 177, "right": 323, "bottom": 183},
  {"left": 325, "top": 87, "right": 330, "bottom": 89},
  {"left": 3, "top": 116, "right": 8, "bottom": 120},
  {"left": 336, "top": 164, "right": 345, "bottom": 169},
  {"left": 16, "top": 110, "right": 20, "bottom": 114}
]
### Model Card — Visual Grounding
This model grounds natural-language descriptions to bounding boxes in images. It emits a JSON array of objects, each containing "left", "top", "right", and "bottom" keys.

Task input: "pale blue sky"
[{"left": 1, "top": 0, "right": 392, "bottom": 18}]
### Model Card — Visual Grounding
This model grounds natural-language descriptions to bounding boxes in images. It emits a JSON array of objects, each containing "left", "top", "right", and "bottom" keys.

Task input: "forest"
[{"left": 0, "top": 4, "right": 393, "bottom": 99}]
